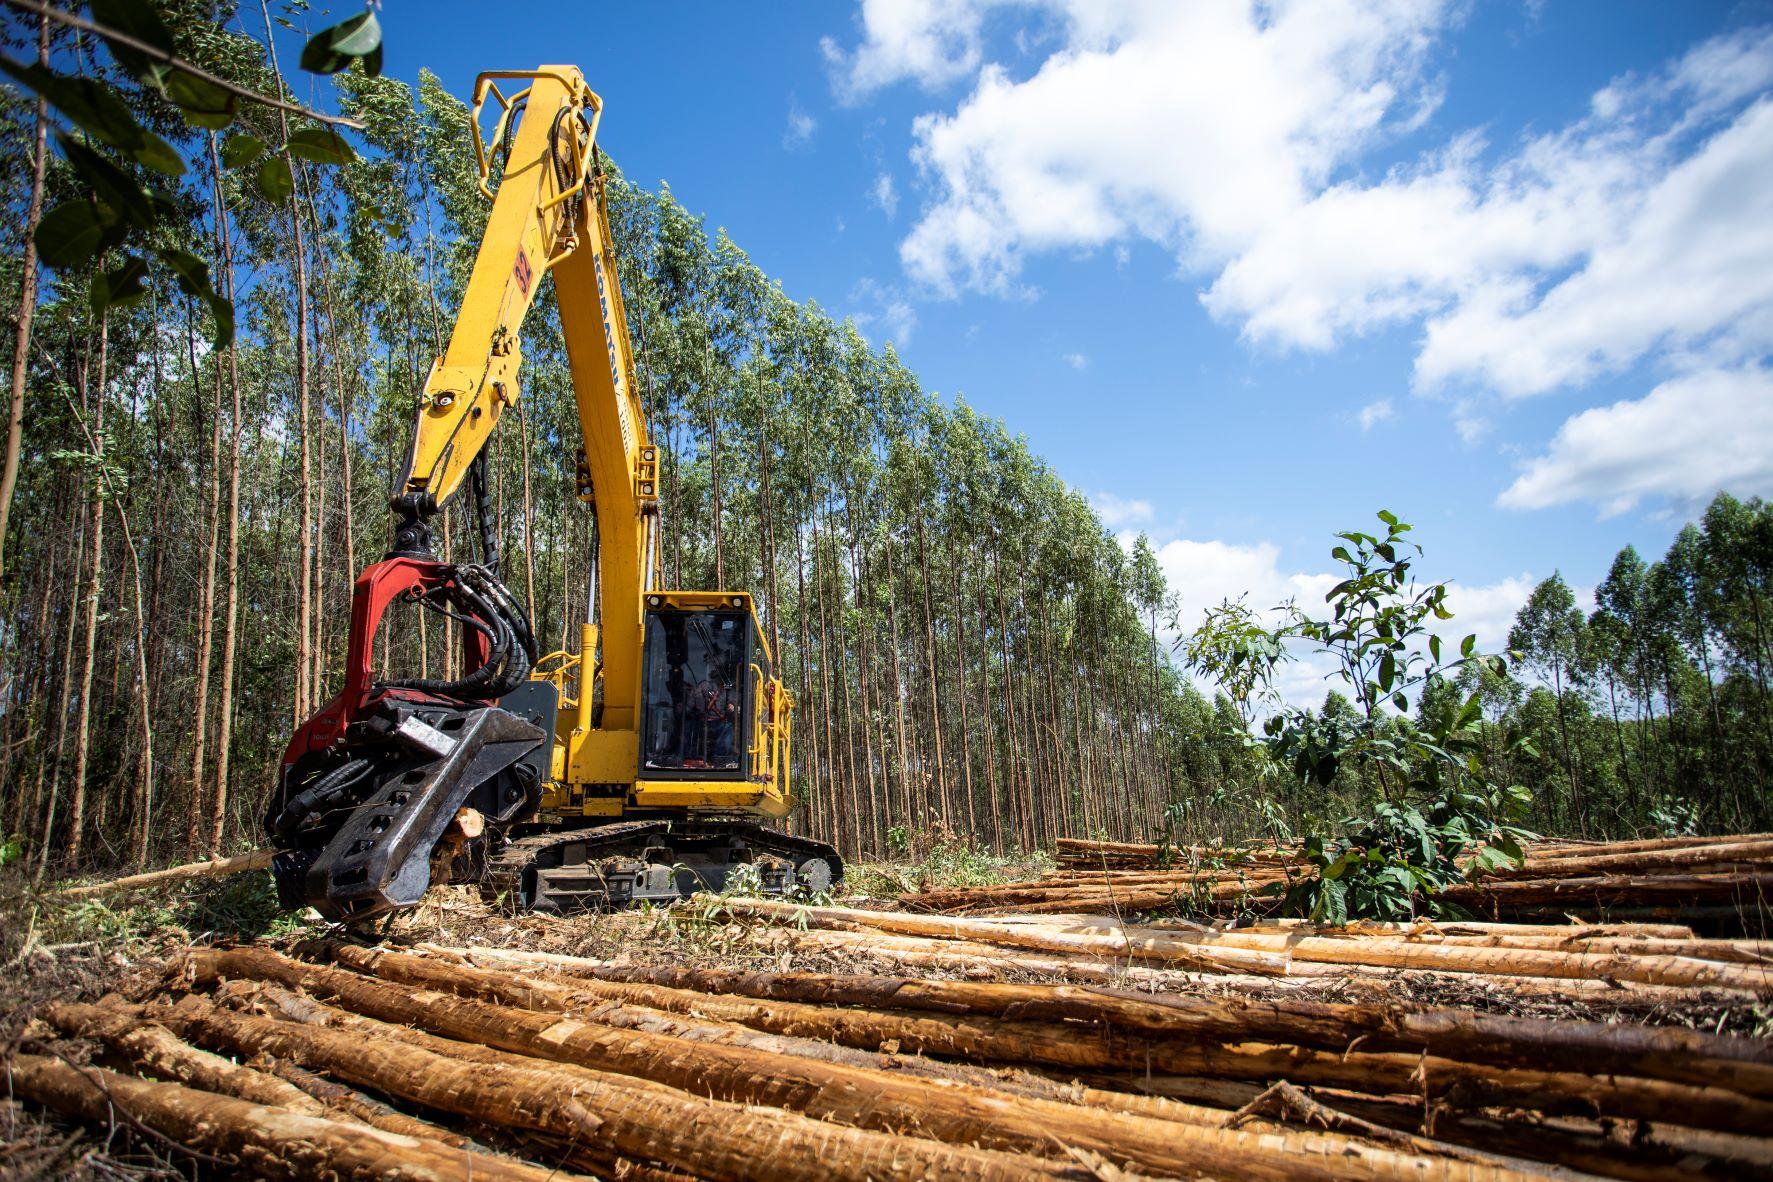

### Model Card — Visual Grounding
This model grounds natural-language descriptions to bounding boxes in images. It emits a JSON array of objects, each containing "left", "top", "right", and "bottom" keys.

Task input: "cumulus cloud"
[
  {"left": 828, "top": 6, "right": 1773, "bottom": 514},
  {"left": 1062, "top": 351, "right": 1088, "bottom": 369},
  {"left": 823, "top": 0, "right": 1009, "bottom": 101},
  {"left": 1498, "top": 366, "right": 1773, "bottom": 516},
  {"left": 1357, "top": 398, "right": 1394, "bottom": 430},
  {"left": 894, "top": 0, "right": 1452, "bottom": 295},
  {"left": 1413, "top": 98, "right": 1773, "bottom": 396},
  {"left": 1087, "top": 489, "right": 1152, "bottom": 529}
]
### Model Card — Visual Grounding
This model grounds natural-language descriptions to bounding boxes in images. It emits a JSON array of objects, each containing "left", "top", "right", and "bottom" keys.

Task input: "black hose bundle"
[
  {"left": 270, "top": 756, "right": 373, "bottom": 843},
  {"left": 380, "top": 563, "right": 538, "bottom": 701}
]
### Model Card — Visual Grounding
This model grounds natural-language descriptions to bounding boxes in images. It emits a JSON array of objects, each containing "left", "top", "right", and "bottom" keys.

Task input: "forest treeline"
[
  {"left": 0, "top": 5, "right": 1181, "bottom": 872},
  {"left": 0, "top": 6, "right": 1766, "bottom": 876}
]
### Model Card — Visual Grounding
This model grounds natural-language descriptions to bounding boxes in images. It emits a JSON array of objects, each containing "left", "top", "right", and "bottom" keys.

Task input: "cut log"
[
  {"left": 54, "top": 849, "right": 274, "bottom": 897},
  {"left": 277, "top": 942, "right": 1773, "bottom": 1136},
  {"left": 423, "top": 946, "right": 1772, "bottom": 1090},
  {"left": 1485, "top": 840, "right": 1773, "bottom": 878},
  {"left": 718, "top": 897, "right": 1771, "bottom": 992},
  {"left": 252, "top": 1057, "right": 490, "bottom": 1150},
  {"left": 189, "top": 945, "right": 1550, "bottom": 1182},
  {"left": 7, "top": 1053, "right": 586, "bottom": 1181},
  {"left": 41, "top": 1000, "right": 328, "bottom": 1113},
  {"left": 154, "top": 988, "right": 1085, "bottom": 1182}
]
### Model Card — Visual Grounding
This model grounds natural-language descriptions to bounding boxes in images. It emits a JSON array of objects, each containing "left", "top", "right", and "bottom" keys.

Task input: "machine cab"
[{"left": 639, "top": 592, "right": 788, "bottom": 789}]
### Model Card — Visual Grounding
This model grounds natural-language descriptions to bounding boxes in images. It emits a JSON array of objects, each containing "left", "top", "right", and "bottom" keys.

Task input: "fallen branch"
[{"left": 55, "top": 849, "right": 274, "bottom": 898}]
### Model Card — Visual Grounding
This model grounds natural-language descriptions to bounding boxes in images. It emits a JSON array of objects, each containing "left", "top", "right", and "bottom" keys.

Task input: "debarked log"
[{"left": 6, "top": 1053, "right": 585, "bottom": 1182}]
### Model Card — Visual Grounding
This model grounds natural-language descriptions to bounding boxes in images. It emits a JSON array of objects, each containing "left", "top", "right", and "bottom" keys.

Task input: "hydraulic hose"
[
  {"left": 379, "top": 563, "right": 537, "bottom": 701},
  {"left": 271, "top": 756, "right": 374, "bottom": 844}
]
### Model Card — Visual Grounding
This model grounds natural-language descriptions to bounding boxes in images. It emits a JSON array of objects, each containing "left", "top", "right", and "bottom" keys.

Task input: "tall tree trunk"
[
  {"left": 948, "top": 546, "right": 975, "bottom": 842},
  {"left": 261, "top": 0, "right": 314, "bottom": 727},
  {"left": 209, "top": 173, "right": 247, "bottom": 854},
  {"left": 913, "top": 513, "right": 947, "bottom": 827},
  {"left": 35, "top": 478, "right": 88, "bottom": 880},
  {"left": 704, "top": 340, "right": 724, "bottom": 588},
  {"left": 882, "top": 532, "right": 911, "bottom": 830},
  {"left": 186, "top": 187, "right": 223, "bottom": 847},
  {"left": 0, "top": 12, "right": 48, "bottom": 572},
  {"left": 516, "top": 397, "right": 538, "bottom": 622},
  {"left": 64, "top": 313, "right": 109, "bottom": 870}
]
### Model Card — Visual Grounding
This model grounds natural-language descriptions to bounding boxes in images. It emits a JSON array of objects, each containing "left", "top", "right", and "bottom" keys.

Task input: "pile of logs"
[
  {"left": 937, "top": 833, "right": 1773, "bottom": 929},
  {"left": 13, "top": 934, "right": 1773, "bottom": 1181},
  {"left": 725, "top": 897, "right": 1773, "bottom": 1004},
  {"left": 1054, "top": 837, "right": 1303, "bottom": 871}
]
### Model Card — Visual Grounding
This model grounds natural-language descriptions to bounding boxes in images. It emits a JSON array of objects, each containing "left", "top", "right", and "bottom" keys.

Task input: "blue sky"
[{"left": 369, "top": 1, "right": 1773, "bottom": 677}]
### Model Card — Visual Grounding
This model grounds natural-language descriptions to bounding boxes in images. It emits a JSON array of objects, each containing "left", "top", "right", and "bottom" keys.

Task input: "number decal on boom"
[{"left": 513, "top": 250, "right": 533, "bottom": 297}]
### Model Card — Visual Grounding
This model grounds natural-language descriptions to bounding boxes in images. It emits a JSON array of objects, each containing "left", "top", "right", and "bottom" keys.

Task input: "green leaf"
[
  {"left": 202, "top": 290, "right": 235, "bottom": 349},
  {"left": 88, "top": 0, "right": 174, "bottom": 82},
  {"left": 1377, "top": 509, "right": 1398, "bottom": 527},
  {"left": 58, "top": 137, "right": 157, "bottom": 229},
  {"left": 156, "top": 247, "right": 211, "bottom": 297},
  {"left": 221, "top": 134, "right": 267, "bottom": 170},
  {"left": 285, "top": 127, "right": 354, "bottom": 165},
  {"left": 1460, "top": 634, "right": 1476, "bottom": 658},
  {"left": 1428, "top": 634, "right": 1442, "bottom": 664},
  {"left": 89, "top": 253, "right": 149, "bottom": 315},
  {"left": 1, "top": 60, "right": 183, "bottom": 174},
  {"left": 164, "top": 70, "right": 235, "bottom": 129},
  {"left": 257, "top": 154, "right": 294, "bottom": 202},
  {"left": 35, "top": 200, "right": 111, "bottom": 267},
  {"left": 300, "top": 11, "right": 383, "bottom": 76}
]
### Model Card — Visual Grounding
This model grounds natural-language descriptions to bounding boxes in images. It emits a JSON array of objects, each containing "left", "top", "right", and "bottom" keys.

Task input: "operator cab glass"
[{"left": 641, "top": 608, "right": 757, "bottom": 778}]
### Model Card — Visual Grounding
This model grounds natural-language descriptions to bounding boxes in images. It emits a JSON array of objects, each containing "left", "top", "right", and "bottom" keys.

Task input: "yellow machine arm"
[{"left": 392, "top": 66, "right": 660, "bottom": 735}]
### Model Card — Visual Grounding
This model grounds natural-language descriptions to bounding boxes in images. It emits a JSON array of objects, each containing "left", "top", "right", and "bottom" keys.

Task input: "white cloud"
[
  {"left": 849, "top": 277, "right": 918, "bottom": 346},
  {"left": 784, "top": 102, "right": 818, "bottom": 148},
  {"left": 1357, "top": 397, "right": 1394, "bottom": 430},
  {"left": 872, "top": 171, "right": 900, "bottom": 218},
  {"left": 1498, "top": 365, "right": 1773, "bottom": 515},
  {"left": 823, "top": 0, "right": 1009, "bottom": 100},
  {"left": 1414, "top": 98, "right": 1773, "bottom": 396},
  {"left": 1151, "top": 538, "right": 1338, "bottom": 636},
  {"left": 1440, "top": 573, "right": 1536, "bottom": 654},
  {"left": 889, "top": 0, "right": 1454, "bottom": 295},
  {"left": 828, "top": 8, "right": 1773, "bottom": 514},
  {"left": 1062, "top": 350, "right": 1088, "bottom": 369},
  {"left": 1087, "top": 489, "right": 1152, "bottom": 529}
]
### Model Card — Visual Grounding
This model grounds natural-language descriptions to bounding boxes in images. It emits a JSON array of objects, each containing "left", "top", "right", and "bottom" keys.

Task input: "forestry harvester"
[{"left": 265, "top": 67, "right": 840, "bottom": 922}]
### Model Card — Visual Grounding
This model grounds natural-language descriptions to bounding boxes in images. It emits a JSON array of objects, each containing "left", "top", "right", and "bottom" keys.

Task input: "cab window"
[{"left": 641, "top": 609, "right": 748, "bottom": 776}]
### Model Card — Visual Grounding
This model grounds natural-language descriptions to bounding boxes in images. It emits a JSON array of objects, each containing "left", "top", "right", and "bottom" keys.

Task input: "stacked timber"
[
  {"left": 930, "top": 832, "right": 1773, "bottom": 928},
  {"left": 15, "top": 935, "right": 1772, "bottom": 1181},
  {"left": 720, "top": 897, "right": 1773, "bottom": 1002},
  {"left": 1054, "top": 837, "right": 1303, "bottom": 870}
]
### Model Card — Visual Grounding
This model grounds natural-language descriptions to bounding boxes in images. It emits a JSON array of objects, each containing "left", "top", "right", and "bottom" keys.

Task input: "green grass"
[
  {"left": 1, "top": 861, "right": 312, "bottom": 964},
  {"left": 844, "top": 839, "right": 1053, "bottom": 898}
]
